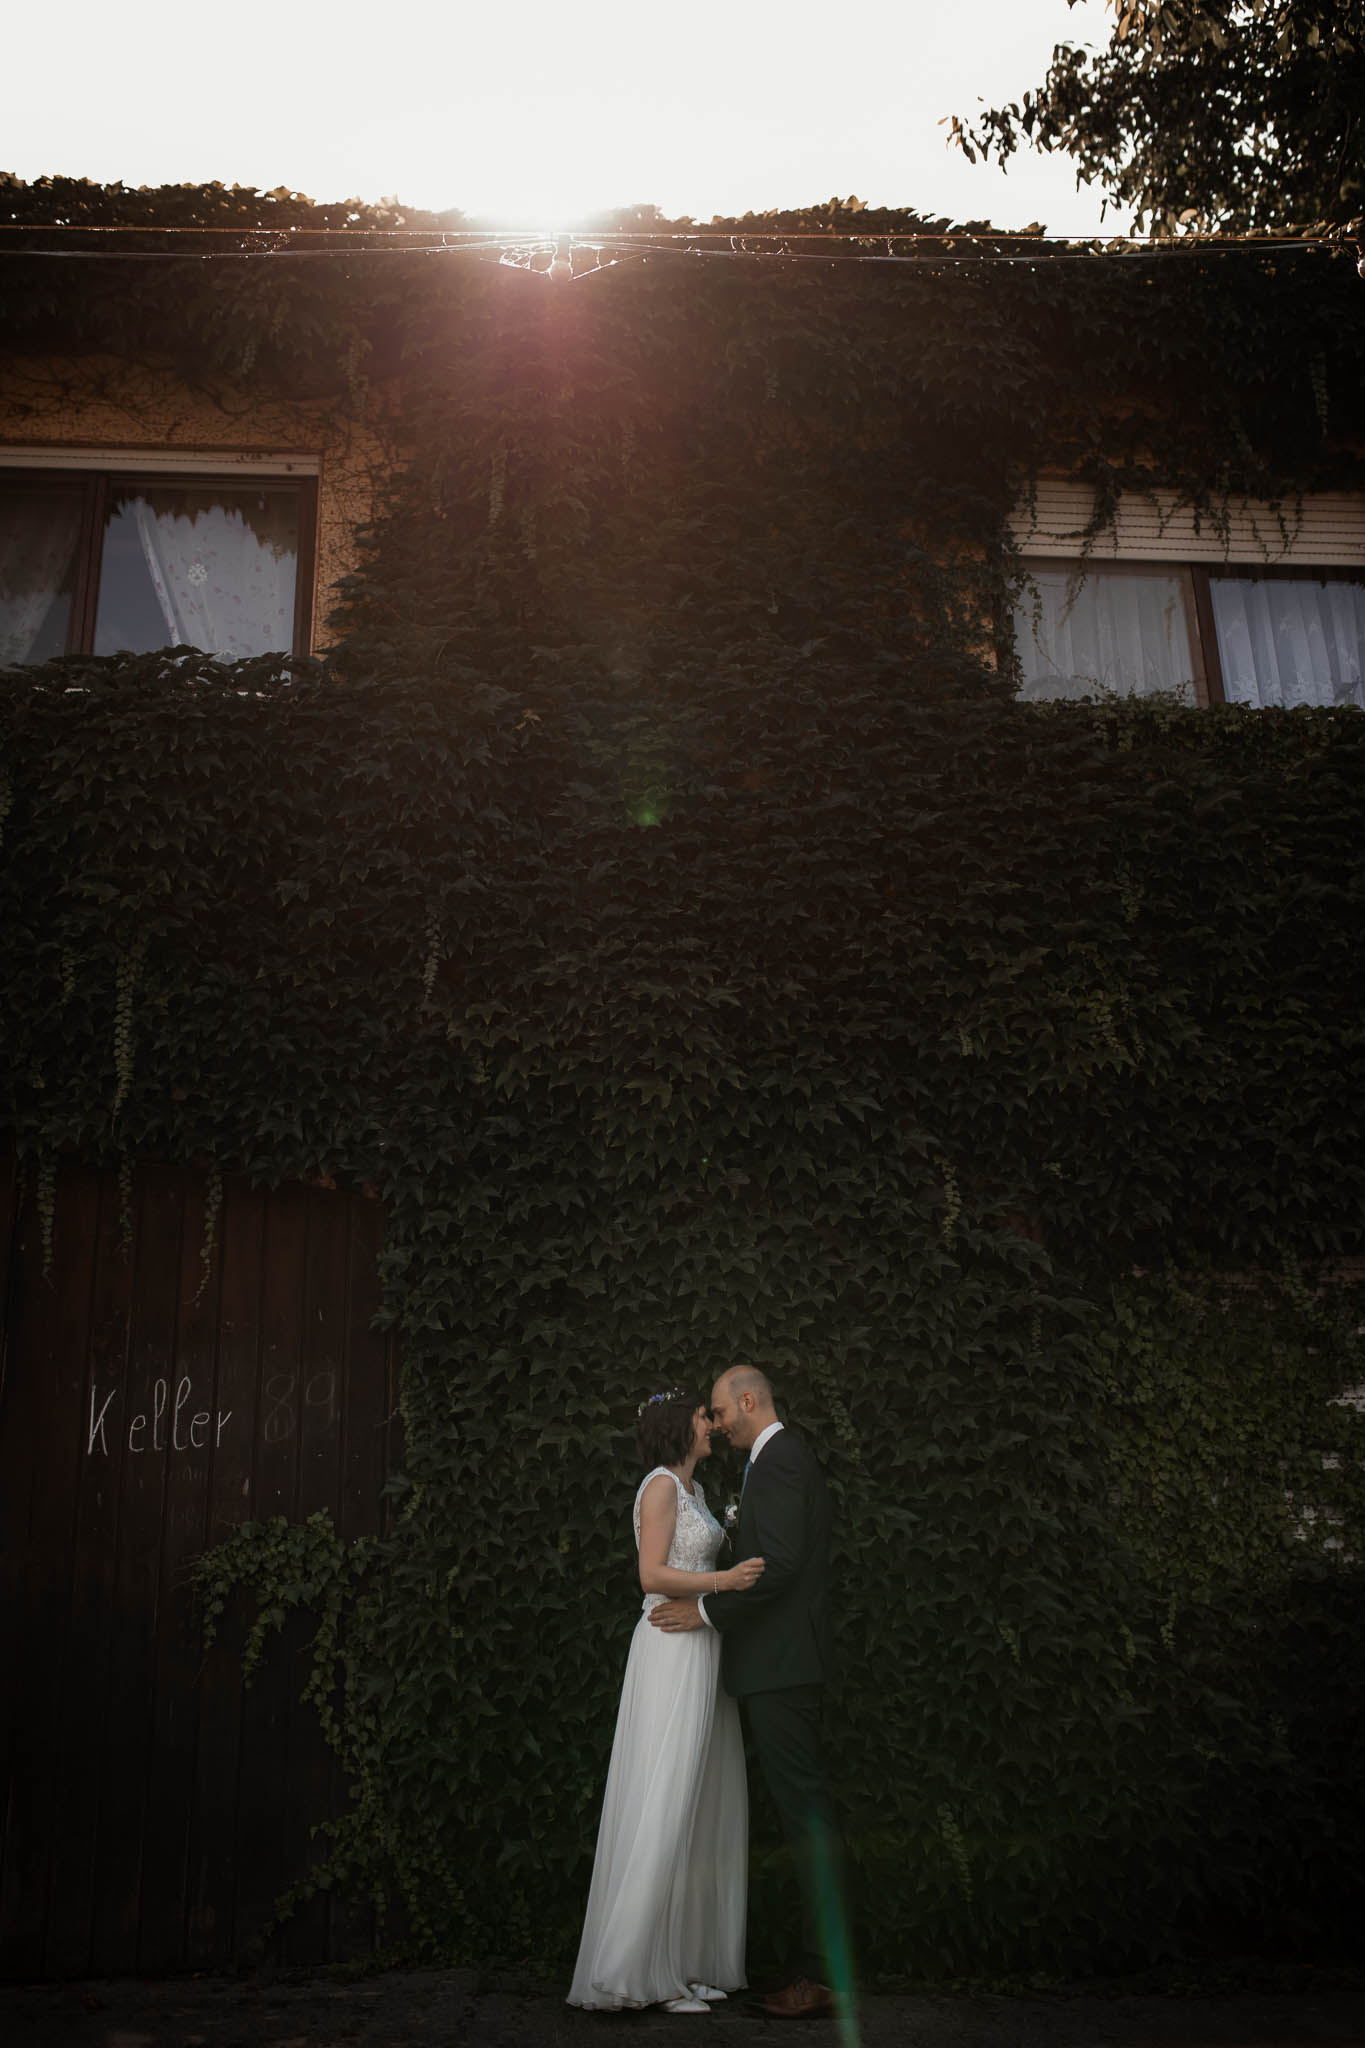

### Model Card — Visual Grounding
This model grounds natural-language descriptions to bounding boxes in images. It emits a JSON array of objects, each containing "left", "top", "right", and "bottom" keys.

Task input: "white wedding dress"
[{"left": 566, "top": 1468, "right": 748, "bottom": 2010}]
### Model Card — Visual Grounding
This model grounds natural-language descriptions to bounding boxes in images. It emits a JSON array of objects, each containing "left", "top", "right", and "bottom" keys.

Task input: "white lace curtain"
[
  {"left": 1209, "top": 577, "right": 1365, "bottom": 709},
  {"left": 118, "top": 489, "right": 298, "bottom": 658},
  {"left": 1013, "top": 567, "right": 1199, "bottom": 703},
  {"left": 1015, "top": 563, "right": 1365, "bottom": 709}
]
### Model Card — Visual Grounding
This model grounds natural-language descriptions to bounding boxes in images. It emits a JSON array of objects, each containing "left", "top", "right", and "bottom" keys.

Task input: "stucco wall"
[{"left": 0, "top": 355, "right": 402, "bottom": 650}]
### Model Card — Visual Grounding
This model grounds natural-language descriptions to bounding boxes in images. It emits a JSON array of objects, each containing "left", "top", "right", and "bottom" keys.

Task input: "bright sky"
[{"left": 4, "top": 0, "right": 1121, "bottom": 233}]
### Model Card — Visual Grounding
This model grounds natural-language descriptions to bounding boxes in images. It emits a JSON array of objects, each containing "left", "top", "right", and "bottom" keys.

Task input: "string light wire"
[
  {"left": 0, "top": 223, "right": 1355, "bottom": 270},
  {"left": 0, "top": 219, "right": 1352, "bottom": 244}
]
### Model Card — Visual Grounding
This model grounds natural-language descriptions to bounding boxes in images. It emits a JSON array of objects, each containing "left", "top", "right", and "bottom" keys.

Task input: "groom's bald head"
[
  {"left": 709, "top": 1365, "right": 776, "bottom": 1450},
  {"left": 718, "top": 1365, "right": 774, "bottom": 1409}
]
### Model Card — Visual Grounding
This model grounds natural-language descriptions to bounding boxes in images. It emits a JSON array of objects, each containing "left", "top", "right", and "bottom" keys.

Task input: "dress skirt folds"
[{"left": 567, "top": 1591, "right": 748, "bottom": 2009}]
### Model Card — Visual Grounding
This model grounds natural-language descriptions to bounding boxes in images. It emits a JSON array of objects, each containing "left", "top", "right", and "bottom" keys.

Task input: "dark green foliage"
[{"left": 3, "top": 183, "right": 1365, "bottom": 1975}]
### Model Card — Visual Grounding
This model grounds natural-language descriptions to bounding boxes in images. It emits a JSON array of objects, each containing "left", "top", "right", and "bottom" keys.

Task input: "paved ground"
[{"left": 2, "top": 1969, "right": 1364, "bottom": 2048}]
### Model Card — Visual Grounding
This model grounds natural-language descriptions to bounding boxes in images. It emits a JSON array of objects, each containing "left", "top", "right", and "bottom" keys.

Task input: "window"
[
  {"left": 0, "top": 458, "right": 317, "bottom": 665},
  {"left": 1015, "top": 562, "right": 1207, "bottom": 703},
  {"left": 1206, "top": 573, "right": 1365, "bottom": 709},
  {"left": 1011, "top": 485, "right": 1365, "bottom": 711}
]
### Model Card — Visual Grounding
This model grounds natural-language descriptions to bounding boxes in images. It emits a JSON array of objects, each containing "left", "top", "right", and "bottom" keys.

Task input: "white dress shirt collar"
[{"left": 748, "top": 1419, "right": 784, "bottom": 1463}]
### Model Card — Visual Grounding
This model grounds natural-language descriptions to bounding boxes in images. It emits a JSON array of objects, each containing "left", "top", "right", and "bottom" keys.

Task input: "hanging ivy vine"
[{"left": 2, "top": 179, "right": 1364, "bottom": 1979}]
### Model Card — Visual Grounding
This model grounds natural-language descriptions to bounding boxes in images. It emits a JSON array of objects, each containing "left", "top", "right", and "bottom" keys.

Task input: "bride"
[{"left": 566, "top": 1388, "right": 765, "bottom": 2014}]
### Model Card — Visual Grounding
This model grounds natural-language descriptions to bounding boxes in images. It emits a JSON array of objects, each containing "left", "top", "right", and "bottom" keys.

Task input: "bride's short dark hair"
[{"left": 635, "top": 1389, "right": 703, "bottom": 1468}]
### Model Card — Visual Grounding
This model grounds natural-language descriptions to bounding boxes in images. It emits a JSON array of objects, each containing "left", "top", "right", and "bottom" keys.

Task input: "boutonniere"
[{"left": 722, "top": 1499, "right": 741, "bottom": 1547}]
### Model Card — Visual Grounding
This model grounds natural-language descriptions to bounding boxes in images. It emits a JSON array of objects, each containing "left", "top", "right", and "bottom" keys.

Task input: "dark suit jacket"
[{"left": 703, "top": 1427, "right": 832, "bottom": 1698}]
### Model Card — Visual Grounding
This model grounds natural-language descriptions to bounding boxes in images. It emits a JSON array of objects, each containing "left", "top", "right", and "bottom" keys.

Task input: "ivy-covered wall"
[{"left": 2, "top": 183, "right": 1364, "bottom": 1979}]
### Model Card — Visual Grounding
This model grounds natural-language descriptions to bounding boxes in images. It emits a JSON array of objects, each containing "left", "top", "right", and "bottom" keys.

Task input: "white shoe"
[
  {"left": 687, "top": 1984, "right": 727, "bottom": 2001},
  {"left": 662, "top": 1996, "right": 710, "bottom": 2013}
]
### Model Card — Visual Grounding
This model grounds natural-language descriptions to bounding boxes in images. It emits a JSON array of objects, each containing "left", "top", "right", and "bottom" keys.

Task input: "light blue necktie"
[{"left": 740, "top": 1456, "right": 753, "bottom": 1497}]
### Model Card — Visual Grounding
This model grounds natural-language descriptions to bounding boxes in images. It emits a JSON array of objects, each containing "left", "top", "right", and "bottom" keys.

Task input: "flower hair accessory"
[{"left": 637, "top": 1385, "right": 689, "bottom": 1417}]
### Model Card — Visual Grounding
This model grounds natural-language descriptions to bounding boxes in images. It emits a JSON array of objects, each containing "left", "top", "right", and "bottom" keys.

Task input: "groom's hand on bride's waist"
[{"left": 649, "top": 1598, "right": 705, "bottom": 1632}]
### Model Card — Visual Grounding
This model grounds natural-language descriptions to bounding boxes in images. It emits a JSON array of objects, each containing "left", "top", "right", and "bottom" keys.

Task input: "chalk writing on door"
[
  {"left": 262, "top": 1370, "right": 338, "bottom": 1442},
  {"left": 87, "top": 1378, "right": 232, "bottom": 1456}
]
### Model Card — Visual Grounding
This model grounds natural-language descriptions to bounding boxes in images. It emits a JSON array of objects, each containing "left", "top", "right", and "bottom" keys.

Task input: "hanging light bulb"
[{"left": 549, "top": 235, "right": 574, "bottom": 282}]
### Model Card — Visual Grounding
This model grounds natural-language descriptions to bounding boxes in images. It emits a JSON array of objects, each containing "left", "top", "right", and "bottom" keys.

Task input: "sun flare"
[{"left": 383, "top": 94, "right": 681, "bottom": 231}]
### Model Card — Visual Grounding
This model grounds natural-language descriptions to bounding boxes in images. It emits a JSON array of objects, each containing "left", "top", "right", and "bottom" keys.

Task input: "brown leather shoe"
[{"left": 759, "top": 1978, "right": 837, "bottom": 2018}]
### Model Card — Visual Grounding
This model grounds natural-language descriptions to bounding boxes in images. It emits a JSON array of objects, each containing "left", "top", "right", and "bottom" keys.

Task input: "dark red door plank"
[
  {"left": 0, "top": 1150, "right": 16, "bottom": 1310},
  {"left": 42, "top": 1171, "right": 137, "bottom": 1978},
  {"left": 0, "top": 1168, "right": 101, "bottom": 1978},
  {"left": 281, "top": 1189, "right": 353, "bottom": 1960},
  {"left": 298, "top": 1188, "right": 348, "bottom": 1522},
  {"left": 0, "top": 1164, "right": 41, "bottom": 1975},
  {"left": 231, "top": 1180, "right": 308, "bottom": 1958},
  {"left": 88, "top": 1168, "right": 184, "bottom": 1974},
  {"left": 137, "top": 1169, "right": 225, "bottom": 1972},
  {"left": 328, "top": 1194, "right": 392, "bottom": 1959},
  {"left": 339, "top": 1198, "right": 396, "bottom": 1543},
  {"left": 184, "top": 1176, "right": 265, "bottom": 1966}
]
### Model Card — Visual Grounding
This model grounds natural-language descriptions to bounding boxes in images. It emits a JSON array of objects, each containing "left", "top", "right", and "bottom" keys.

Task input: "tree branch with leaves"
[{"left": 951, "top": 0, "right": 1364, "bottom": 235}]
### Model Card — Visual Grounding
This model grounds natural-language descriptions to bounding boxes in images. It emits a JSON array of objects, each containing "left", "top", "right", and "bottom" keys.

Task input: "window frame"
[
  {"left": 0, "top": 464, "right": 318, "bottom": 659},
  {"left": 1014, "top": 556, "right": 1213, "bottom": 707},
  {"left": 1198, "top": 561, "right": 1365, "bottom": 708},
  {"left": 1015, "top": 554, "right": 1365, "bottom": 711}
]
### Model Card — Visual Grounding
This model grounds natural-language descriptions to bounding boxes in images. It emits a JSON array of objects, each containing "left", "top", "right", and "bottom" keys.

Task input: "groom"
[{"left": 649, "top": 1365, "right": 849, "bottom": 2021}]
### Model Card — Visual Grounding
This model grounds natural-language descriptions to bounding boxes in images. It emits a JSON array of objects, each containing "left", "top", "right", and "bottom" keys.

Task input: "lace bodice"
[{"left": 633, "top": 1468, "right": 723, "bottom": 1611}]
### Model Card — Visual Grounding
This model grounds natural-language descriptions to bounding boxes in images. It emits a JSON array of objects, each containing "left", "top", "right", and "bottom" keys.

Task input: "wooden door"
[{"left": 0, "top": 1156, "right": 399, "bottom": 1978}]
